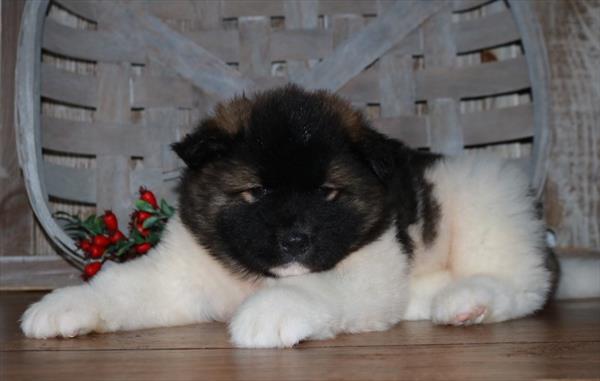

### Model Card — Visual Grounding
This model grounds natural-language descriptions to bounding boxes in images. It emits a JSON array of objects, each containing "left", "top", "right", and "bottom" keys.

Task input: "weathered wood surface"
[
  {"left": 12, "top": 0, "right": 561, "bottom": 281},
  {"left": 15, "top": 0, "right": 85, "bottom": 267},
  {"left": 1, "top": 293, "right": 600, "bottom": 380},
  {"left": 293, "top": 1, "right": 446, "bottom": 91},
  {"left": 0, "top": 257, "right": 80, "bottom": 289},
  {"left": 536, "top": 0, "right": 600, "bottom": 250},
  {"left": 0, "top": 0, "right": 33, "bottom": 257},
  {"left": 423, "top": 7, "right": 463, "bottom": 155},
  {"left": 44, "top": 6, "right": 520, "bottom": 64}
]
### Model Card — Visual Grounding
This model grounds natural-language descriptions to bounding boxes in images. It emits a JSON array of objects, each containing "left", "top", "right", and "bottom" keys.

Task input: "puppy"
[{"left": 22, "top": 85, "right": 557, "bottom": 347}]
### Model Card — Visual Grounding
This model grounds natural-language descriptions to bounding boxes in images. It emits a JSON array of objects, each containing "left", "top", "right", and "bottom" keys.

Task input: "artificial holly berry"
[
  {"left": 109, "top": 230, "right": 126, "bottom": 244},
  {"left": 103, "top": 210, "right": 118, "bottom": 232},
  {"left": 135, "top": 211, "right": 152, "bottom": 224},
  {"left": 79, "top": 239, "right": 92, "bottom": 253},
  {"left": 135, "top": 242, "right": 152, "bottom": 254},
  {"left": 93, "top": 234, "right": 111, "bottom": 248},
  {"left": 84, "top": 262, "right": 102, "bottom": 278},
  {"left": 135, "top": 221, "right": 150, "bottom": 237},
  {"left": 139, "top": 187, "right": 158, "bottom": 209},
  {"left": 89, "top": 245, "right": 105, "bottom": 259}
]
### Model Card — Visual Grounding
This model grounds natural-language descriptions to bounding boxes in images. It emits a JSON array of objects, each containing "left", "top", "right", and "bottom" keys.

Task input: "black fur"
[{"left": 174, "top": 85, "right": 441, "bottom": 277}]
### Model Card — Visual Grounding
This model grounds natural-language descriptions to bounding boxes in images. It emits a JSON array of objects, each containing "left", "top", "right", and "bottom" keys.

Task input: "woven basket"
[{"left": 16, "top": 0, "right": 551, "bottom": 269}]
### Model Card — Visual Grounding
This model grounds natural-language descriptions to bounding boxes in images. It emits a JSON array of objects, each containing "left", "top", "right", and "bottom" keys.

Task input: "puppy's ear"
[
  {"left": 171, "top": 120, "right": 233, "bottom": 168},
  {"left": 355, "top": 127, "right": 407, "bottom": 185},
  {"left": 173, "top": 96, "right": 252, "bottom": 168}
]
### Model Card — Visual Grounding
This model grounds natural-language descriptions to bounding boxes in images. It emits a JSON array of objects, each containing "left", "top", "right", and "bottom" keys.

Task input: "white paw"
[
  {"left": 21, "top": 286, "right": 101, "bottom": 339},
  {"left": 431, "top": 279, "right": 494, "bottom": 326},
  {"left": 229, "top": 286, "right": 335, "bottom": 348}
]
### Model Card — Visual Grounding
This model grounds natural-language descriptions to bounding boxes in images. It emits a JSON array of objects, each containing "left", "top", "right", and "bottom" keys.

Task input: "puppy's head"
[{"left": 173, "top": 85, "right": 402, "bottom": 277}]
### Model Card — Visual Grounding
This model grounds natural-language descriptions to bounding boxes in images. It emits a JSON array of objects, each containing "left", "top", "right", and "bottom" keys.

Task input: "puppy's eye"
[
  {"left": 319, "top": 186, "right": 340, "bottom": 202},
  {"left": 240, "top": 187, "right": 268, "bottom": 203}
]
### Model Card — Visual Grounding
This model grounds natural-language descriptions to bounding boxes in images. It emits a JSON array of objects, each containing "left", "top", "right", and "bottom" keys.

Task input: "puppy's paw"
[
  {"left": 21, "top": 286, "right": 101, "bottom": 339},
  {"left": 431, "top": 280, "right": 493, "bottom": 326},
  {"left": 229, "top": 287, "right": 335, "bottom": 348}
]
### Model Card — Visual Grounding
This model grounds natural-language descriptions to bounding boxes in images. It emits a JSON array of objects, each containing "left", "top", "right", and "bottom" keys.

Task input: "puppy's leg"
[
  {"left": 22, "top": 217, "right": 258, "bottom": 339},
  {"left": 229, "top": 227, "right": 410, "bottom": 348},
  {"left": 424, "top": 155, "right": 553, "bottom": 325}
]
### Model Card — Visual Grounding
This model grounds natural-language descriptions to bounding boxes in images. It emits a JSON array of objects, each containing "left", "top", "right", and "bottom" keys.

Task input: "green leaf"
[
  {"left": 115, "top": 242, "right": 134, "bottom": 257},
  {"left": 135, "top": 200, "right": 157, "bottom": 213},
  {"left": 159, "top": 199, "right": 175, "bottom": 217},
  {"left": 142, "top": 216, "right": 160, "bottom": 229}
]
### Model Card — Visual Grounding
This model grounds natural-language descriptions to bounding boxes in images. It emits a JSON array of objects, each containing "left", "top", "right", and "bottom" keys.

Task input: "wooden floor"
[{"left": 0, "top": 292, "right": 599, "bottom": 380}]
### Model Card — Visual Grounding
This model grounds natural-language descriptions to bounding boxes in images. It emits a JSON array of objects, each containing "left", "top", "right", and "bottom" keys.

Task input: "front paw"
[
  {"left": 229, "top": 287, "right": 334, "bottom": 348},
  {"left": 21, "top": 286, "right": 101, "bottom": 339}
]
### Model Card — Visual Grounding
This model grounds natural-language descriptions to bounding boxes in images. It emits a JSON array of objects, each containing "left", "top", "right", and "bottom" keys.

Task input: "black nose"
[{"left": 279, "top": 231, "right": 310, "bottom": 256}]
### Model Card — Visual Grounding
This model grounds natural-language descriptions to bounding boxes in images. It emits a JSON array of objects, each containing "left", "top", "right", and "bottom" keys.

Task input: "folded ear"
[
  {"left": 171, "top": 119, "right": 233, "bottom": 168},
  {"left": 354, "top": 127, "right": 408, "bottom": 185}
]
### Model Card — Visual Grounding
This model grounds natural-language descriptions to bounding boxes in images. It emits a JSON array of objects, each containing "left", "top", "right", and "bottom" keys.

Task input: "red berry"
[
  {"left": 89, "top": 245, "right": 105, "bottom": 259},
  {"left": 135, "top": 221, "right": 150, "bottom": 237},
  {"left": 93, "top": 235, "right": 111, "bottom": 248},
  {"left": 139, "top": 187, "right": 158, "bottom": 209},
  {"left": 135, "top": 242, "right": 152, "bottom": 254},
  {"left": 79, "top": 239, "right": 92, "bottom": 253},
  {"left": 103, "top": 210, "right": 119, "bottom": 232},
  {"left": 136, "top": 211, "right": 152, "bottom": 224},
  {"left": 84, "top": 262, "right": 102, "bottom": 278},
  {"left": 109, "top": 230, "right": 126, "bottom": 244}
]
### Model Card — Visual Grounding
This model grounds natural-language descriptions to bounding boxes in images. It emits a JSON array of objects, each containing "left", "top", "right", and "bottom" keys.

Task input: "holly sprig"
[{"left": 55, "top": 187, "right": 175, "bottom": 280}]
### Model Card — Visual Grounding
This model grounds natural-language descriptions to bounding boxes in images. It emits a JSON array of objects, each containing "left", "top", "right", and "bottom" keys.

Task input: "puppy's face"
[{"left": 173, "top": 86, "right": 397, "bottom": 277}]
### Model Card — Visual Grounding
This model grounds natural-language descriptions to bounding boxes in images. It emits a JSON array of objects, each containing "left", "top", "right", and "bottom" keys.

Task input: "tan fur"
[
  {"left": 315, "top": 91, "right": 364, "bottom": 141},
  {"left": 213, "top": 96, "right": 252, "bottom": 135}
]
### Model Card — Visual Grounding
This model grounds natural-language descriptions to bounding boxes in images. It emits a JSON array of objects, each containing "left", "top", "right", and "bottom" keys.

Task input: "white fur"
[
  {"left": 269, "top": 262, "right": 310, "bottom": 277},
  {"left": 406, "top": 155, "right": 552, "bottom": 324},
  {"left": 230, "top": 227, "right": 408, "bottom": 347},
  {"left": 23, "top": 154, "right": 588, "bottom": 347},
  {"left": 21, "top": 216, "right": 260, "bottom": 339}
]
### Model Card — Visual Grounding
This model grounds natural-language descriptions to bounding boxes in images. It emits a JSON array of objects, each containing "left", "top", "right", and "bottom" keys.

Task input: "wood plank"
[
  {"left": 43, "top": 6, "right": 520, "bottom": 65},
  {"left": 378, "top": 54, "right": 415, "bottom": 118},
  {"left": 16, "top": 0, "right": 81, "bottom": 263},
  {"left": 461, "top": 104, "right": 534, "bottom": 146},
  {"left": 423, "top": 8, "right": 464, "bottom": 155},
  {"left": 452, "top": 0, "right": 494, "bottom": 12},
  {"left": 96, "top": 3, "right": 253, "bottom": 99},
  {"left": 454, "top": 10, "right": 520, "bottom": 53},
  {"left": 531, "top": 0, "right": 600, "bottom": 249},
  {"left": 131, "top": 74, "right": 199, "bottom": 109},
  {"left": 183, "top": 29, "right": 239, "bottom": 63},
  {"left": 0, "top": 257, "right": 80, "bottom": 290},
  {"left": 43, "top": 162, "right": 179, "bottom": 206},
  {"left": 293, "top": 1, "right": 447, "bottom": 91},
  {"left": 1, "top": 0, "right": 33, "bottom": 257},
  {"left": 1, "top": 292, "right": 599, "bottom": 351},
  {"left": 2, "top": 341, "right": 598, "bottom": 381},
  {"left": 41, "top": 117, "right": 160, "bottom": 157},
  {"left": 41, "top": 62, "right": 204, "bottom": 109},
  {"left": 278, "top": 29, "right": 324, "bottom": 68},
  {"left": 371, "top": 105, "right": 534, "bottom": 148},
  {"left": 43, "top": 19, "right": 145, "bottom": 63},
  {"left": 372, "top": 116, "right": 428, "bottom": 147},
  {"left": 94, "top": 61, "right": 132, "bottom": 226},
  {"left": 221, "top": 1, "right": 284, "bottom": 18},
  {"left": 40, "top": 63, "right": 98, "bottom": 108},
  {"left": 415, "top": 57, "right": 530, "bottom": 100},
  {"left": 44, "top": 161, "right": 96, "bottom": 204},
  {"left": 53, "top": 0, "right": 98, "bottom": 21},
  {"left": 238, "top": 16, "right": 271, "bottom": 77},
  {"left": 283, "top": 1, "right": 319, "bottom": 80}
]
